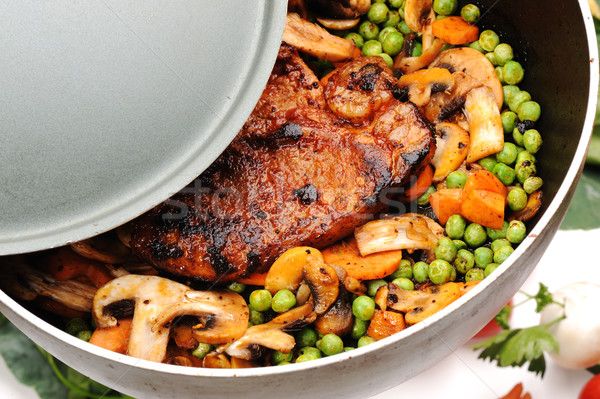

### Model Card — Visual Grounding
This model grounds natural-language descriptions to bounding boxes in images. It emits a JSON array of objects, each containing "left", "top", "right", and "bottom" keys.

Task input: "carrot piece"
[
  {"left": 461, "top": 189, "right": 505, "bottom": 229},
  {"left": 89, "top": 319, "right": 132, "bottom": 354},
  {"left": 463, "top": 170, "right": 507, "bottom": 199},
  {"left": 237, "top": 271, "right": 268, "bottom": 286},
  {"left": 459, "top": 280, "right": 480, "bottom": 296},
  {"left": 85, "top": 264, "right": 114, "bottom": 288},
  {"left": 431, "top": 16, "right": 479, "bottom": 45},
  {"left": 321, "top": 237, "right": 403, "bottom": 281},
  {"left": 366, "top": 309, "right": 406, "bottom": 340},
  {"left": 428, "top": 188, "right": 463, "bottom": 225},
  {"left": 398, "top": 164, "right": 434, "bottom": 203},
  {"left": 499, "top": 383, "right": 524, "bottom": 399},
  {"left": 41, "top": 248, "right": 89, "bottom": 281}
]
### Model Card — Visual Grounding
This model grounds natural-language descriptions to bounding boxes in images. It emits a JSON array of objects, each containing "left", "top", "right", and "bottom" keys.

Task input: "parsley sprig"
[{"left": 471, "top": 283, "right": 564, "bottom": 377}]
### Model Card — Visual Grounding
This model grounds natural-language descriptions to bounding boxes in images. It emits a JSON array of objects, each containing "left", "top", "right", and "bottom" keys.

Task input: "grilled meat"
[{"left": 130, "top": 44, "right": 435, "bottom": 283}]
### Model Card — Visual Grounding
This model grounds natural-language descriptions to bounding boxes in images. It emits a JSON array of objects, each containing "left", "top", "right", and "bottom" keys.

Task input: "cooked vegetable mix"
[{"left": 0, "top": 0, "right": 546, "bottom": 370}]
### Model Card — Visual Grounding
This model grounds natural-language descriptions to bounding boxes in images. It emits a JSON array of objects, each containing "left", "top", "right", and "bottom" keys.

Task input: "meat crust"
[{"left": 130, "top": 44, "right": 435, "bottom": 282}]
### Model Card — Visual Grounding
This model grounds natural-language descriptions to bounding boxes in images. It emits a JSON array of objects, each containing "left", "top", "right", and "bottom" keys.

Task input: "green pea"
[
  {"left": 474, "top": 247, "right": 494, "bottom": 268},
  {"left": 320, "top": 334, "right": 344, "bottom": 356},
  {"left": 345, "top": 32, "right": 364, "bottom": 49},
  {"left": 506, "top": 220, "right": 526, "bottom": 244},
  {"left": 493, "top": 245, "right": 514, "bottom": 264},
  {"left": 76, "top": 330, "right": 92, "bottom": 342},
  {"left": 192, "top": 343, "right": 213, "bottom": 359},
  {"left": 523, "top": 176, "right": 543, "bottom": 194},
  {"left": 453, "top": 239, "right": 467, "bottom": 251},
  {"left": 382, "top": 31, "right": 404, "bottom": 56},
  {"left": 509, "top": 91, "right": 531, "bottom": 112},
  {"left": 460, "top": 4, "right": 480, "bottom": 23},
  {"left": 433, "top": 0, "right": 458, "bottom": 16},
  {"left": 296, "top": 327, "right": 318, "bottom": 348},
  {"left": 295, "top": 354, "right": 315, "bottom": 363},
  {"left": 351, "top": 318, "right": 369, "bottom": 340},
  {"left": 464, "top": 223, "right": 487, "bottom": 248},
  {"left": 417, "top": 185, "right": 436, "bottom": 206},
  {"left": 446, "top": 170, "right": 468, "bottom": 189},
  {"left": 469, "top": 40, "right": 485, "bottom": 53},
  {"left": 249, "top": 308, "right": 264, "bottom": 325},
  {"left": 495, "top": 66, "right": 505, "bottom": 84},
  {"left": 227, "top": 282, "right": 246, "bottom": 294},
  {"left": 503, "top": 60, "right": 525, "bottom": 85},
  {"left": 492, "top": 162, "right": 516, "bottom": 185},
  {"left": 512, "top": 127, "right": 524, "bottom": 147},
  {"left": 249, "top": 289, "right": 272, "bottom": 312},
  {"left": 298, "top": 346, "right": 322, "bottom": 359},
  {"left": 484, "top": 263, "right": 500, "bottom": 277},
  {"left": 507, "top": 187, "right": 528, "bottom": 211},
  {"left": 454, "top": 249, "right": 475, "bottom": 274},
  {"left": 383, "top": 11, "right": 401, "bottom": 28},
  {"left": 503, "top": 85, "right": 520, "bottom": 107},
  {"left": 378, "top": 26, "right": 398, "bottom": 43},
  {"left": 485, "top": 52, "right": 498, "bottom": 66},
  {"left": 362, "top": 39, "right": 383, "bottom": 56},
  {"left": 413, "top": 261, "right": 429, "bottom": 283},
  {"left": 434, "top": 237, "right": 458, "bottom": 262},
  {"left": 487, "top": 221, "right": 508, "bottom": 240},
  {"left": 377, "top": 53, "right": 394, "bottom": 68},
  {"left": 388, "top": 259, "right": 413, "bottom": 280},
  {"left": 271, "top": 350, "right": 293, "bottom": 365},
  {"left": 516, "top": 150, "right": 536, "bottom": 165},
  {"left": 446, "top": 214, "right": 467, "bottom": 239},
  {"left": 368, "top": 2, "right": 389, "bottom": 24},
  {"left": 516, "top": 160, "right": 536, "bottom": 184},
  {"left": 428, "top": 259, "right": 454, "bottom": 284},
  {"left": 398, "top": 20, "right": 413, "bottom": 35},
  {"left": 496, "top": 142, "right": 518, "bottom": 165},
  {"left": 479, "top": 30, "right": 500, "bottom": 52},
  {"left": 353, "top": 295, "right": 376, "bottom": 321},
  {"left": 465, "top": 268, "right": 485, "bottom": 282},
  {"left": 367, "top": 279, "right": 388, "bottom": 296},
  {"left": 357, "top": 336, "right": 376, "bottom": 347},
  {"left": 66, "top": 318, "right": 89, "bottom": 336},
  {"left": 517, "top": 101, "right": 541, "bottom": 122},
  {"left": 392, "top": 277, "right": 415, "bottom": 290},
  {"left": 478, "top": 156, "right": 497, "bottom": 172},
  {"left": 272, "top": 289, "right": 296, "bottom": 313},
  {"left": 412, "top": 42, "right": 423, "bottom": 57},
  {"left": 501, "top": 111, "right": 518, "bottom": 134},
  {"left": 523, "top": 129, "right": 542, "bottom": 154},
  {"left": 493, "top": 43, "right": 513, "bottom": 66},
  {"left": 389, "top": 0, "right": 405, "bottom": 8},
  {"left": 358, "top": 21, "right": 380, "bottom": 41},
  {"left": 491, "top": 238, "right": 511, "bottom": 253}
]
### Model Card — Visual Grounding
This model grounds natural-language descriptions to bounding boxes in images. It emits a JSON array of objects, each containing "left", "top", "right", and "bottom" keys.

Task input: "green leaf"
[
  {"left": 494, "top": 305, "right": 512, "bottom": 330},
  {"left": 498, "top": 325, "right": 558, "bottom": 377},
  {"left": 533, "top": 283, "right": 554, "bottom": 313},
  {"left": 561, "top": 167, "right": 600, "bottom": 230},
  {"left": 0, "top": 314, "right": 69, "bottom": 399}
]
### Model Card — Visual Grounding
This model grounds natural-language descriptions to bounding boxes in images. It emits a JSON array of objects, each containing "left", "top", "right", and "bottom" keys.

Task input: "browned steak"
[{"left": 130, "top": 44, "right": 435, "bottom": 283}]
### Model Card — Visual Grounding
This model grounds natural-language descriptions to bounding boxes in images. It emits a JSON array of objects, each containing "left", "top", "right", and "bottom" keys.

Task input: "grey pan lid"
[{"left": 0, "top": 1, "right": 286, "bottom": 254}]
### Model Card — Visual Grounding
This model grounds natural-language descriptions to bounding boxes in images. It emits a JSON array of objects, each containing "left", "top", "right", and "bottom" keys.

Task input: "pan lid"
[{"left": 0, "top": 1, "right": 286, "bottom": 254}]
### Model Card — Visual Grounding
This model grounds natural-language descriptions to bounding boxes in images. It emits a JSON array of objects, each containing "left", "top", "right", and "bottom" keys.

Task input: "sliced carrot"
[
  {"left": 398, "top": 164, "right": 434, "bottom": 203},
  {"left": 321, "top": 237, "right": 402, "bottom": 280},
  {"left": 85, "top": 264, "right": 114, "bottom": 288},
  {"left": 431, "top": 16, "right": 479, "bottom": 45},
  {"left": 461, "top": 189, "right": 505, "bottom": 229},
  {"left": 428, "top": 188, "right": 463, "bottom": 225},
  {"left": 237, "top": 271, "right": 268, "bottom": 286},
  {"left": 366, "top": 309, "right": 406, "bottom": 340},
  {"left": 463, "top": 170, "right": 507, "bottom": 199},
  {"left": 41, "top": 247, "right": 112, "bottom": 287},
  {"left": 458, "top": 280, "right": 481, "bottom": 296},
  {"left": 89, "top": 319, "right": 132, "bottom": 354}
]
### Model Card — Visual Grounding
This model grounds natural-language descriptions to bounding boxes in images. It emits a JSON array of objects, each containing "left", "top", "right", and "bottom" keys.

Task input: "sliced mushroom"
[
  {"left": 305, "top": 0, "right": 371, "bottom": 19},
  {"left": 430, "top": 122, "right": 470, "bottom": 182},
  {"left": 303, "top": 257, "right": 339, "bottom": 315},
  {"left": 203, "top": 352, "right": 231, "bottom": 369},
  {"left": 282, "top": 13, "right": 357, "bottom": 62},
  {"left": 93, "top": 275, "right": 248, "bottom": 362},
  {"left": 430, "top": 47, "right": 503, "bottom": 108},
  {"left": 464, "top": 86, "right": 504, "bottom": 162},
  {"left": 70, "top": 233, "right": 131, "bottom": 264},
  {"left": 393, "top": 37, "right": 445, "bottom": 74},
  {"left": 354, "top": 213, "right": 444, "bottom": 256},
  {"left": 264, "top": 246, "right": 325, "bottom": 295},
  {"left": 398, "top": 68, "right": 455, "bottom": 107},
  {"left": 317, "top": 16, "right": 360, "bottom": 30},
  {"left": 224, "top": 302, "right": 316, "bottom": 360},
  {"left": 509, "top": 190, "right": 543, "bottom": 222},
  {"left": 404, "top": 0, "right": 433, "bottom": 34},
  {"left": 314, "top": 265, "right": 354, "bottom": 336},
  {"left": 385, "top": 282, "right": 461, "bottom": 325},
  {"left": 423, "top": 72, "right": 482, "bottom": 123}
]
